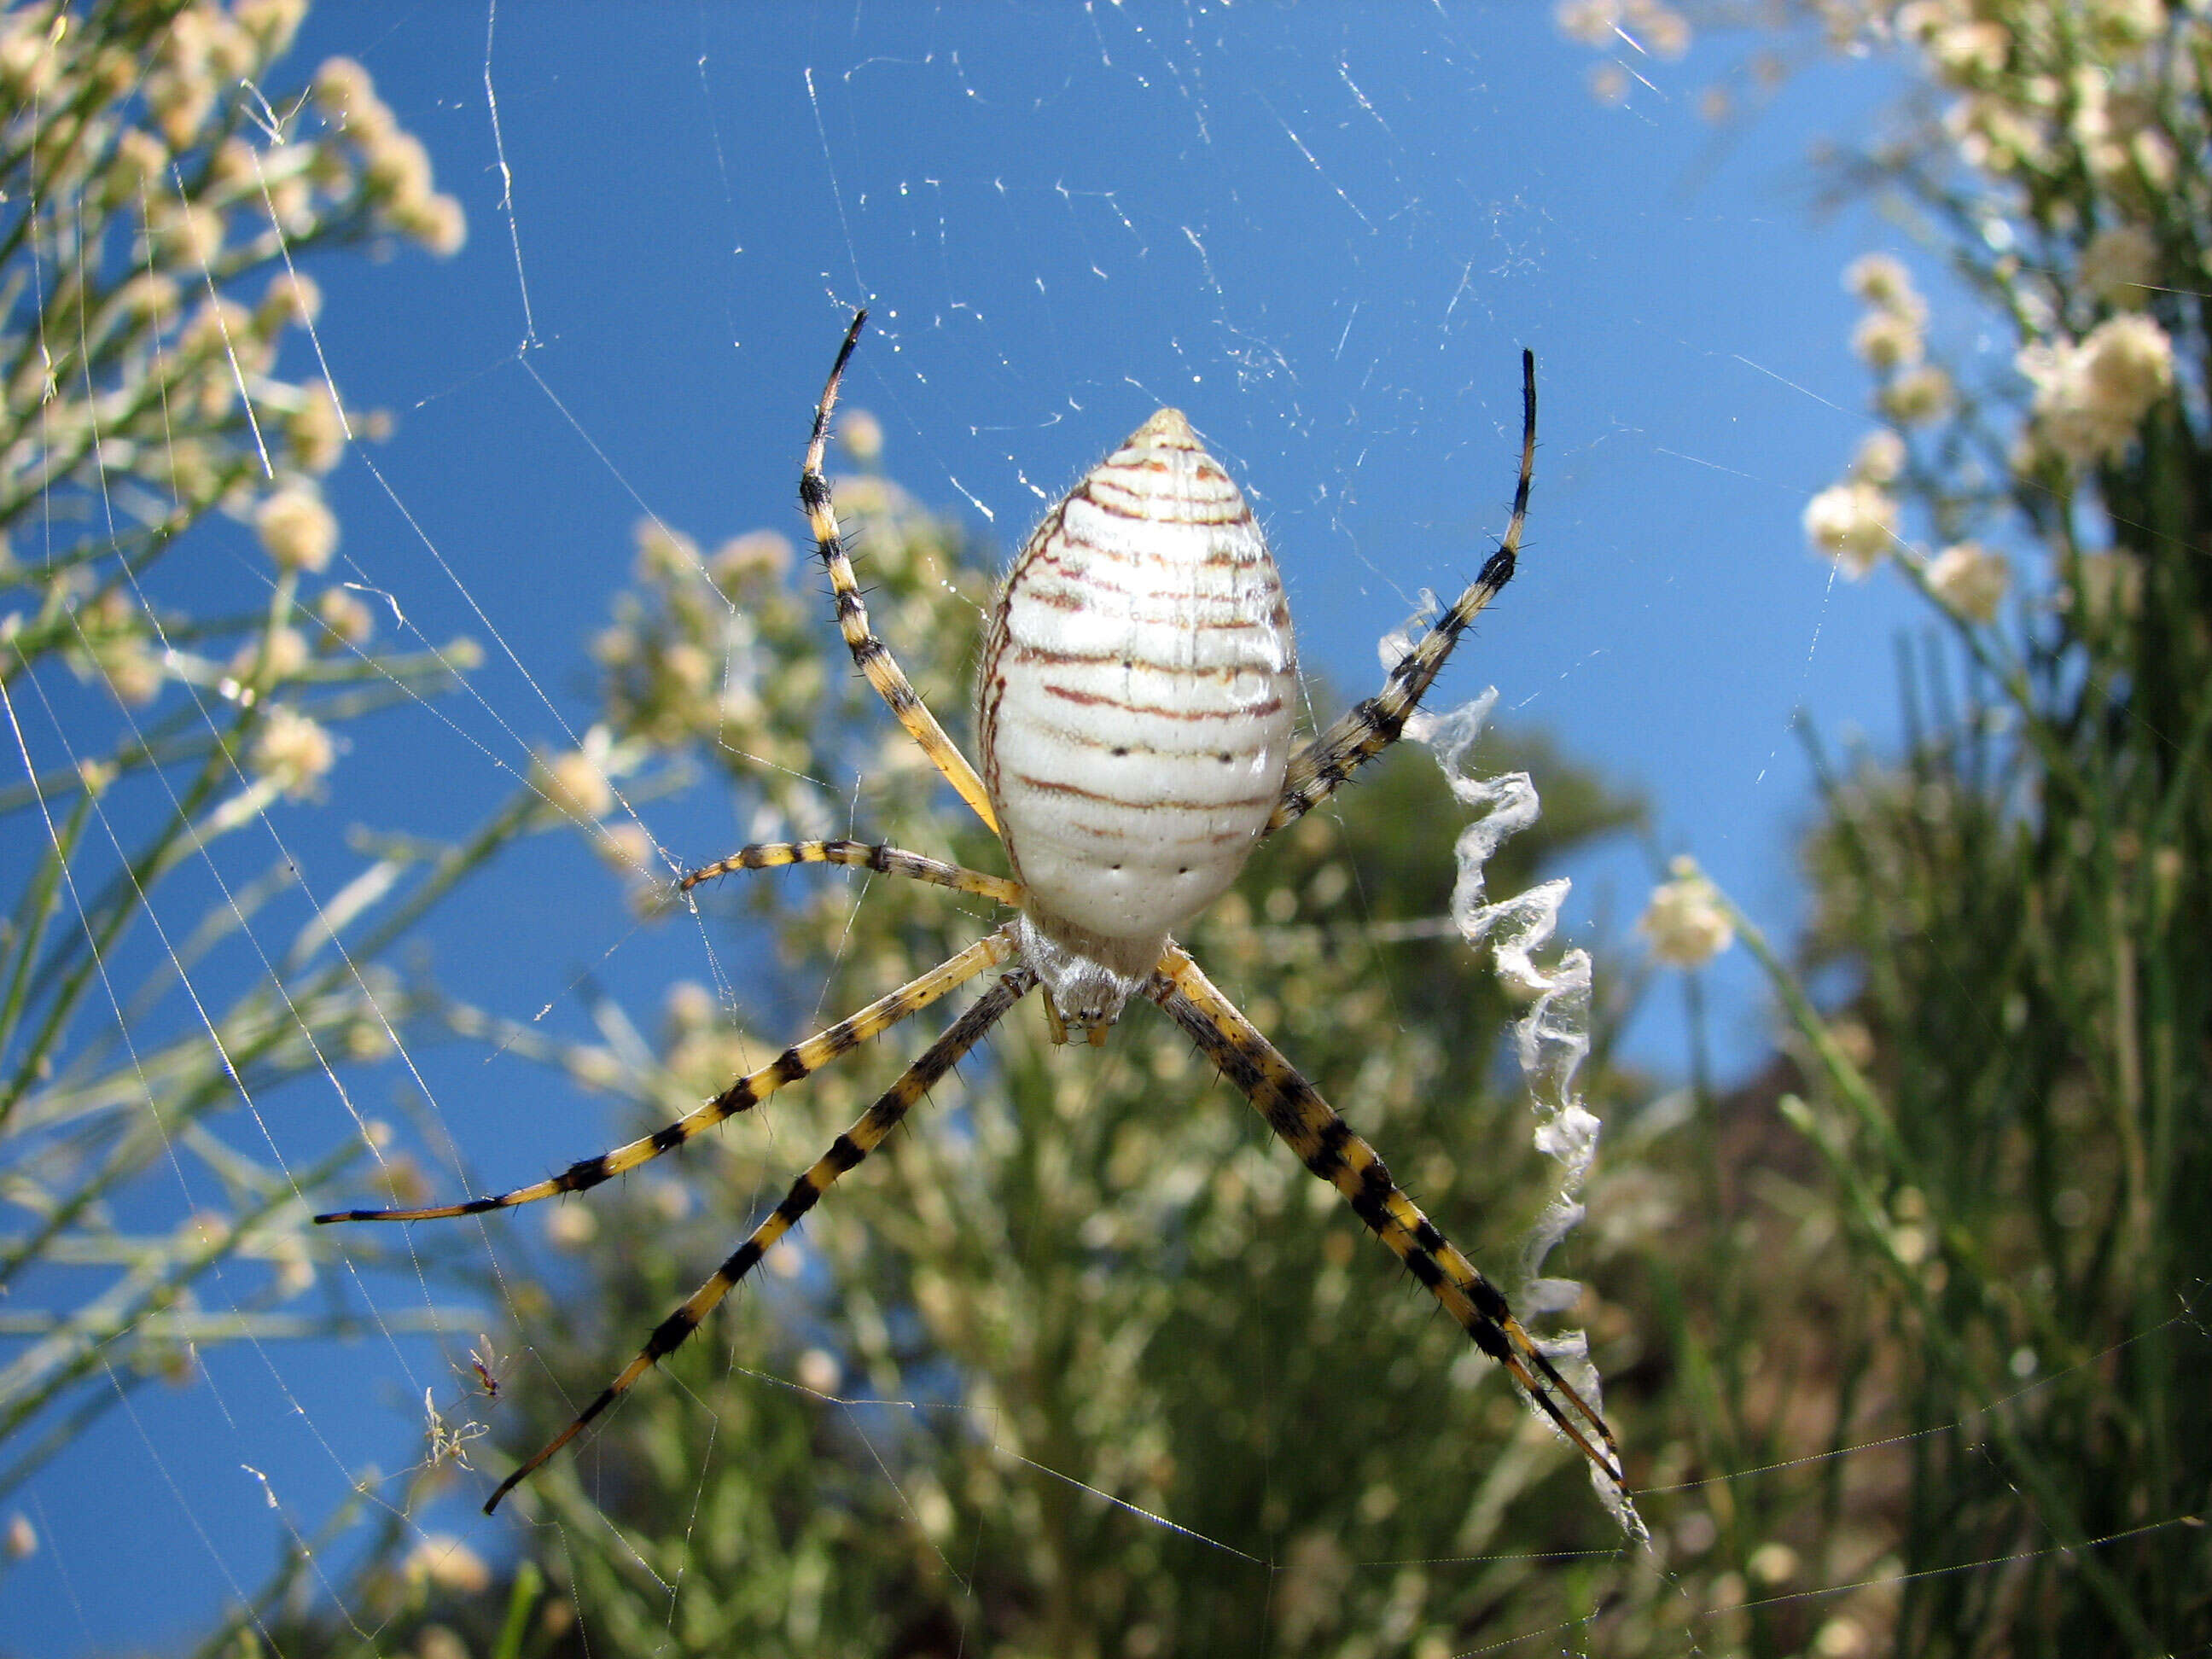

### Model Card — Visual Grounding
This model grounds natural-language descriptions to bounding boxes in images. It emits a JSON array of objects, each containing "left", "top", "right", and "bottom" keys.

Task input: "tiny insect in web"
[{"left": 318, "top": 311, "right": 1627, "bottom": 1514}]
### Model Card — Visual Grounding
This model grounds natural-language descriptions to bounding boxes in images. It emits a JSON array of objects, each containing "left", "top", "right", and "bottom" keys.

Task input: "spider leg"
[
  {"left": 482, "top": 963, "right": 1039, "bottom": 1512},
  {"left": 805, "top": 311, "right": 1002, "bottom": 835},
  {"left": 1265, "top": 349, "right": 1535, "bottom": 838},
  {"left": 681, "top": 838, "right": 1023, "bottom": 907},
  {"left": 1147, "top": 941, "right": 1625, "bottom": 1491},
  {"left": 315, "top": 925, "right": 1021, "bottom": 1224}
]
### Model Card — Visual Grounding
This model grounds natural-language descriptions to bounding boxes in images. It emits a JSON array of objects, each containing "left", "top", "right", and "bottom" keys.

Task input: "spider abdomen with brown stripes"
[
  {"left": 317, "top": 310, "right": 1627, "bottom": 1516},
  {"left": 981, "top": 405, "right": 1298, "bottom": 1036}
]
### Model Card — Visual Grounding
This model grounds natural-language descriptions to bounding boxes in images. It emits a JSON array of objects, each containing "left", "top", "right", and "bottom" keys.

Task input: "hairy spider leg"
[
  {"left": 1266, "top": 348, "right": 1536, "bottom": 837},
  {"left": 803, "top": 310, "right": 1002, "bottom": 835},
  {"left": 482, "top": 965, "right": 1040, "bottom": 1512},
  {"left": 1147, "top": 942, "right": 1626, "bottom": 1492},
  {"left": 314, "top": 925, "right": 1021, "bottom": 1224},
  {"left": 680, "top": 838, "right": 1024, "bottom": 908}
]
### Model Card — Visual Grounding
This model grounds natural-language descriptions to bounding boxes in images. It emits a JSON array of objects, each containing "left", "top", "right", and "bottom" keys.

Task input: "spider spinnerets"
[{"left": 317, "top": 310, "right": 1626, "bottom": 1515}]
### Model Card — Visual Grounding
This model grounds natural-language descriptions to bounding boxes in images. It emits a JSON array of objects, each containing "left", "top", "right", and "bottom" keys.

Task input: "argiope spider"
[{"left": 318, "top": 311, "right": 1626, "bottom": 1515}]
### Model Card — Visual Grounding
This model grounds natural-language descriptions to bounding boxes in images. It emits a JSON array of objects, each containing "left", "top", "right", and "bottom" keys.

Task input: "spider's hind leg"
[
  {"left": 1265, "top": 349, "right": 1536, "bottom": 838},
  {"left": 805, "top": 312, "right": 1002, "bottom": 835},
  {"left": 1148, "top": 941, "right": 1625, "bottom": 1492},
  {"left": 480, "top": 963, "right": 1039, "bottom": 1512},
  {"left": 315, "top": 926, "right": 1022, "bottom": 1225}
]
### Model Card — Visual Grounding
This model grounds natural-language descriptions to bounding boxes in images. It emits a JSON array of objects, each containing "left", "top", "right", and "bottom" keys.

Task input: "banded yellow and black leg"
[
  {"left": 314, "top": 926, "right": 1021, "bottom": 1225},
  {"left": 1148, "top": 942, "right": 1625, "bottom": 1492},
  {"left": 680, "top": 838, "right": 1024, "bottom": 908},
  {"left": 1265, "top": 349, "right": 1536, "bottom": 838},
  {"left": 482, "top": 963, "right": 1039, "bottom": 1512},
  {"left": 804, "top": 311, "right": 1001, "bottom": 835}
]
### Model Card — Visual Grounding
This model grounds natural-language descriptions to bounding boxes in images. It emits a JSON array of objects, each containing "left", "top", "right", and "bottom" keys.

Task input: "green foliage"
[
  {"left": 1796, "top": 8, "right": 2212, "bottom": 1650},
  {"left": 0, "top": 0, "right": 500, "bottom": 1561},
  {"left": 1562, "top": 4, "right": 2212, "bottom": 1653}
]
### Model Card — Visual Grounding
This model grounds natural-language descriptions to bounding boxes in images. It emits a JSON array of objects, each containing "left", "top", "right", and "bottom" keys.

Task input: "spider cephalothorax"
[{"left": 319, "top": 311, "right": 1625, "bottom": 1515}]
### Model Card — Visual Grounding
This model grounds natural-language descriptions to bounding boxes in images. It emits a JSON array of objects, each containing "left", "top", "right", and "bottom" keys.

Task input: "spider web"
[{"left": 7, "top": 5, "right": 2203, "bottom": 1656}]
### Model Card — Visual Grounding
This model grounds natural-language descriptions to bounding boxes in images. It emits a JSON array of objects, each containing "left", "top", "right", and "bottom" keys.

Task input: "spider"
[{"left": 318, "top": 311, "right": 1626, "bottom": 1515}]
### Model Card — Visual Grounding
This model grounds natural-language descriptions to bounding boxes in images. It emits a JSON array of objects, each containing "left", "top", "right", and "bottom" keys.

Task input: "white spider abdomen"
[{"left": 978, "top": 408, "right": 1297, "bottom": 969}]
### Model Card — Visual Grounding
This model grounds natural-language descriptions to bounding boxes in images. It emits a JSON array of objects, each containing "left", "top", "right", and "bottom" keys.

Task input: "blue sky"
[{"left": 10, "top": 6, "right": 1959, "bottom": 1651}]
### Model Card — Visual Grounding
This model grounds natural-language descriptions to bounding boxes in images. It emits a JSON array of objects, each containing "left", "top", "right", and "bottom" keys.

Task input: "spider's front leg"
[
  {"left": 1265, "top": 349, "right": 1536, "bottom": 837},
  {"left": 1148, "top": 942, "right": 1625, "bottom": 1493},
  {"left": 802, "top": 311, "right": 1001, "bottom": 835},
  {"left": 679, "top": 838, "right": 1022, "bottom": 907}
]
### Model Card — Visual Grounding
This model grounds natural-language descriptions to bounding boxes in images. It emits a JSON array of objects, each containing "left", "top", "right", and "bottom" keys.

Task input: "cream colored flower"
[
  {"left": 2128, "top": 127, "right": 2178, "bottom": 192},
  {"left": 597, "top": 820, "right": 653, "bottom": 875},
  {"left": 202, "top": 11, "right": 257, "bottom": 80},
  {"left": 1852, "top": 309, "right": 1924, "bottom": 370},
  {"left": 1748, "top": 1540, "right": 1802, "bottom": 1585},
  {"left": 249, "top": 705, "right": 335, "bottom": 798},
  {"left": 544, "top": 1202, "right": 597, "bottom": 1250},
  {"left": 661, "top": 640, "right": 713, "bottom": 696},
  {"left": 711, "top": 529, "right": 794, "bottom": 585},
  {"left": 116, "top": 271, "right": 182, "bottom": 325},
  {"left": 110, "top": 130, "right": 172, "bottom": 197},
  {"left": 796, "top": 1347, "right": 843, "bottom": 1395},
  {"left": 316, "top": 587, "right": 373, "bottom": 649},
  {"left": 255, "top": 485, "right": 338, "bottom": 573},
  {"left": 363, "top": 131, "right": 433, "bottom": 211},
  {"left": 1843, "top": 253, "right": 1913, "bottom": 309},
  {"left": 2018, "top": 314, "right": 2174, "bottom": 465},
  {"left": 1554, "top": 0, "right": 1621, "bottom": 48},
  {"left": 1925, "top": 541, "right": 2011, "bottom": 622},
  {"left": 311, "top": 56, "right": 391, "bottom": 140},
  {"left": 209, "top": 137, "right": 260, "bottom": 195},
  {"left": 839, "top": 409, "right": 885, "bottom": 465},
  {"left": 259, "top": 270, "right": 323, "bottom": 329},
  {"left": 286, "top": 389, "right": 348, "bottom": 475},
  {"left": 0, "top": 9, "right": 61, "bottom": 102},
  {"left": 1881, "top": 364, "right": 1956, "bottom": 425},
  {"left": 634, "top": 521, "right": 699, "bottom": 584},
  {"left": 1639, "top": 860, "right": 1733, "bottom": 967},
  {"left": 1889, "top": 2, "right": 1951, "bottom": 49},
  {"left": 179, "top": 296, "right": 259, "bottom": 371},
  {"left": 533, "top": 745, "right": 614, "bottom": 822},
  {"left": 2080, "top": 224, "right": 2157, "bottom": 307},
  {"left": 1803, "top": 479, "right": 1898, "bottom": 577},
  {"left": 1852, "top": 428, "right": 1906, "bottom": 484},
  {"left": 400, "top": 1534, "right": 491, "bottom": 1596},
  {"left": 149, "top": 200, "right": 226, "bottom": 269},
  {"left": 233, "top": 0, "right": 307, "bottom": 60},
  {"left": 1627, "top": 0, "right": 1691, "bottom": 58},
  {"left": 1944, "top": 91, "right": 2051, "bottom": 174},
  {"left": 96, "top": 636, "right": 165, "bottom": 707},
  {"left": 1928, "top": 20, "right": 2010, "bottom": 83},
  {"left": 398, "top": 192, "right": 468, "bottom": 257},
  {"left": 230, "top": 626, "right": 310, "bottom": 686},
  {"left": 2081, "top": 312, "right": 2174, "bottom": 410}
]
